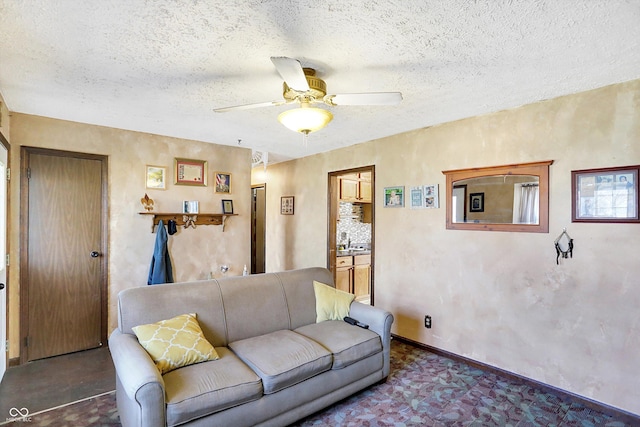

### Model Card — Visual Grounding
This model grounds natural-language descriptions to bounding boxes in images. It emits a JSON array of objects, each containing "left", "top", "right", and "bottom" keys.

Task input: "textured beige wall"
[
  {"left": 8, "top": 114, "right": 251, "bottom": 358},
  {"left": 256, "top": 80, "right": 640, "bottom": 414},
  {"left": 0, "top": 93, "right": 9, "bottom": 142}
]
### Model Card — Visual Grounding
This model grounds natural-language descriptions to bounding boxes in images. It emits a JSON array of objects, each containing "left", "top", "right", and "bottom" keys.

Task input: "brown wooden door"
[{"left": 23, "top": 149, "right": 106, "bottom": 361}]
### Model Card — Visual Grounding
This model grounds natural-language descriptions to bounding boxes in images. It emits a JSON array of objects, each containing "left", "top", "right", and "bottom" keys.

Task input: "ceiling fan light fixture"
[{"left": 278, "top": 105, "right": 333, "bottom": 135}]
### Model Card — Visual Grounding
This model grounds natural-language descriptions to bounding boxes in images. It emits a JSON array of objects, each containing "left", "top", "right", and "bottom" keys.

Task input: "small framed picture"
[
  {"left": 183, "top": 200, "right": 199, "bottom": 214},
  {"left": 384, "top": 186, "right": 404, "bottom": 207},
  {"left": 215, "top": 172, "right": 231, "bottom": 194},
  {"left": 410, "top": 186, "right": 424, "bottom": 209},
  {"left": 409, "top": 184, "right": 439, "bottom": 209},
  {"left": 469, "top": 193, "right": 484, "bottom": 212},
  {"left": 146, "top": 165, "right": 167, "bottom": 190},
  {"left": 175, "top": 158, "right": 207, "bottom": 186},
  {"left": 281, "top": 196, "right": 294, "bottom": 215},
  {"left": 572, "top": 165, "right": 639, "bottom": 223},
  {"left": 424, "top": 184, "right": 439, "bottom": 208},
  {"left": 222, "top": 199, "right": 234, "bottom": 214}
]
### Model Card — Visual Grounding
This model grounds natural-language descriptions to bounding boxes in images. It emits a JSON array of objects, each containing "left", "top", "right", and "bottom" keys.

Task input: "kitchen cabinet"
[
  {"left": 340, "top": 174, "right": 359, "bottom": 201},
  {"left": 339, "top": 172, "right": 371, "bottom": 203},
  {"left": 353, "top": 254, "right": 371, "bottom": 300},
  {"left": 359, "top": 179, "right": 372, "bottom": 202},
  {"left": 335, "top": 256, "right": 353, "bottom": 293},
  {"left": 335, "top": 254, "right": 370, "bottom": 301},
  {"left": 359, "top": 171, "right": 372, "bottom": 203}
]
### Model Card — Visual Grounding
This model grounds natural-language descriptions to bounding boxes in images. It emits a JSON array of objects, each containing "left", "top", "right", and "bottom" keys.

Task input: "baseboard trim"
[
  {"left": 392, "top": 335, "right": 640, "bottom": 424},
  {"left": 8, "top": 357, "right": 19, "bottom": 367}
]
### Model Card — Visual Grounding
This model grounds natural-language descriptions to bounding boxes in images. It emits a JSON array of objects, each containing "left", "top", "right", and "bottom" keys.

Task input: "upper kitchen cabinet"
[{"left": 340, "top": 172, "right": 371, "bottom": 203}]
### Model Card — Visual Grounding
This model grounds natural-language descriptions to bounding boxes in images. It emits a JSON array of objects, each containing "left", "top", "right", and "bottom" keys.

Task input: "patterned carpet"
[{"left": 3, "top": 340, "right": 635, "bottom": 426}]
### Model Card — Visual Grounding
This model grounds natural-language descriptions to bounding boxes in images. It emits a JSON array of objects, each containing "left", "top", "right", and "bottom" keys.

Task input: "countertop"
[{"left": 336, "top": 249, "right": 371, "bottom": 257}]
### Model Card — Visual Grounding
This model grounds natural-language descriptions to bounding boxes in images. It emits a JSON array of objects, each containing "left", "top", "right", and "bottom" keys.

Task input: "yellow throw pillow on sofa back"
[
  {"left": 313, "top": 280, "right": 355, "bottom": 323},
  {"left": 132, "top": 313, "right": 219, "bottom": 374}
]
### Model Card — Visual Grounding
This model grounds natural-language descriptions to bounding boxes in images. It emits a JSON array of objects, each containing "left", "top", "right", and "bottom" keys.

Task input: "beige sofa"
[{"left": 109, "top": 267, "right": 394, "bottom": 427}]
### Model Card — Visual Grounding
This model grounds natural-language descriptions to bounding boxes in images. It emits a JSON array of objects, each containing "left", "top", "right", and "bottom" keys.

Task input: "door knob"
[
  {"left": 90, "top": 251, "right": 100, "bottom": 258},
  {"left": 0, "top": 283, "right": 4, "bottom": 290}
]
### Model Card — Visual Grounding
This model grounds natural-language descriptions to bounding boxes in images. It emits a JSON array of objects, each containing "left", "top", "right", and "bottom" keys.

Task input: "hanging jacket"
[{"left": 148, "top": 220, "right": 174, "bottom": 285}]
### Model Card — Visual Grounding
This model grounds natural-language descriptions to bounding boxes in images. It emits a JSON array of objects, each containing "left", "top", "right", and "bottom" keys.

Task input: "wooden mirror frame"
[{"left": 442, "top": 160, "right": 553, "bottom": 233}]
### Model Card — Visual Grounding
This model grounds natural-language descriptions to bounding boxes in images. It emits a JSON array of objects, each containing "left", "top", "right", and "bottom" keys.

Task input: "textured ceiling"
[{"left": 1, "top": 1, "right": 639, "bottom": 163}]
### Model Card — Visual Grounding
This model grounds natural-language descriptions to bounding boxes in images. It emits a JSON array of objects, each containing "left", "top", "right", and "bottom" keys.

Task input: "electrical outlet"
[{"left": 424, "top": 315, "right": 432, "bottom": 329}]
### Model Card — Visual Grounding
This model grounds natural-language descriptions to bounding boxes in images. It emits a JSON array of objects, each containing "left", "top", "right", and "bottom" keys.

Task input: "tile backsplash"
[{"left": 337, "top": 202, "right": 371, "bottom": 246}]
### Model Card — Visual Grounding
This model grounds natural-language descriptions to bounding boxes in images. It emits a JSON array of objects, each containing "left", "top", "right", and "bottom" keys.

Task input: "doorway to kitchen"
[{"left": 327, "top": 166, "right": 374, "bottom": 305}]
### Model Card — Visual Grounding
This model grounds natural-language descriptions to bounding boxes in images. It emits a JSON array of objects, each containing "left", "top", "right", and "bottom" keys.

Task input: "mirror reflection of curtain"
[{"left": 513, "top": 183, "right": 539, "bottom": 224}]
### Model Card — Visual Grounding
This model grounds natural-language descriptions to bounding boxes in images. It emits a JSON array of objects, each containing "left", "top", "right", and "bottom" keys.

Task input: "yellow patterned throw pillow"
[
  {"left": 314, "top": 280, "right": 355, "bottom": 323},
  {"left": 132, "top": 313, "right": 219, "bottom": 374}
]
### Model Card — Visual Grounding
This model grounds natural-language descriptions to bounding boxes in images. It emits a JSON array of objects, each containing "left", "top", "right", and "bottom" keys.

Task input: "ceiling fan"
[{"left": 214, "top": 57, "right": 403, "bottom": 135}]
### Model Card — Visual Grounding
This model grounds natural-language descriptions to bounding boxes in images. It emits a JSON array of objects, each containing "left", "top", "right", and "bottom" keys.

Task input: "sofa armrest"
[
  {"left": 349, "top": 302, "right": 394, "bottom": 377},
  {"left": 109, "top": 329, "right": 166, "bottom": 427}
]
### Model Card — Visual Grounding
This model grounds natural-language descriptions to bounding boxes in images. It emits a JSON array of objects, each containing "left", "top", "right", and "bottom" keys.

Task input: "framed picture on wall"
[
  {"left": 281, "top": 196, "right": 294, "bottom": 215},
  {"left": 572, "top": 165, "right": 639, "bottom": 223},
  {"left": 384, "top": 186, "right": 404, "bottom": 207},
  {"left": 469, "top": 192, "right": 484, "bottom": 212},
  {"left": 409, "top": 184, "right": 440, "bottom": 209},
  {"left": 424, "top": 184, "right": 439, "bottom": 208},
  {"left": 222, "top": 199, "right": 234, "bottom": 214},
  {"left": 145, "top": 165, "right": 167, "bottom": 190},
  {"left": 214, "top": 172, "right": 231, "bottom": 194},
  {"left": 410, "top": 186, "right": 424, "bottom": 209},
  {"left": 175, "top": 158, "right": 207, "bottom": 186}
]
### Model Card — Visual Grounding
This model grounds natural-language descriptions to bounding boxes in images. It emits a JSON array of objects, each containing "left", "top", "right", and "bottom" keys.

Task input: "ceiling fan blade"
[
  {"left": 325, "top": 92, "right": 403, "bottom": 106},
  {"left": 270, "top": 56, "right": 310, "bottom": 92},
  {"left": 214, "top": 100, "right": 285, "bottom": 113}
]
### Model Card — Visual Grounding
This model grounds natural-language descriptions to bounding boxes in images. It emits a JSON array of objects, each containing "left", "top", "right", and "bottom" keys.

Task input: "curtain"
[{"left": 518, "top": 184, "right": 539, "bottom": 224}]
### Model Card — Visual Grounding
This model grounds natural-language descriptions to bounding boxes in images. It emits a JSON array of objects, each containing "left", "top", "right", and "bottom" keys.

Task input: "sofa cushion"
[
  {"left": 229, "top": 330, "right": 332, "bottom": 394},
  {"left": 163, "top": 347, "right": 262, "bottom": 427},
  {"left": 313, "top": 280, "right": 355, "bottom": 322},
  {"left": 132, "top": 313, "right": 219, "bottom": 374},
  {"left": 277, "top": 267, "right": 333, "bottom": 329},
  {"left": 295, "top": 320, "right": 382, "bottom": 369}
]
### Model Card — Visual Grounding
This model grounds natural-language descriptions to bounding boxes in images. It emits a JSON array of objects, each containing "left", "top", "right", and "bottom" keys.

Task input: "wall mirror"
[{"left": 442, "top": 160, "right": 553, "bottom": 232}]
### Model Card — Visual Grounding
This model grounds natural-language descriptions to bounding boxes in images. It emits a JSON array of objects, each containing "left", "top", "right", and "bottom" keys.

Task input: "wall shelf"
[{"left": 139, "top": 212, "right": 237, "bottom": 232}]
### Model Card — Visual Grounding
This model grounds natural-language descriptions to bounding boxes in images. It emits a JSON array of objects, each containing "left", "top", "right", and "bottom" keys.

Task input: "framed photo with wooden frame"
[
  {"left": 572, "top": 165, "right": 639, "bottom": 223},
  {"left": 145, "top": 165, "right": 167, "bottom": 190},
  {"left": 174, "top": 158, "right": 207, "bottom": 186},
  {"left": 281, "top": 196, "right": 294, "bottom": 215},
  {"left": 214, "top": 172, "right": 231, "bottom": 194},
  {"left": 221, "top": 199, "right": 234, "bottom": 214}
]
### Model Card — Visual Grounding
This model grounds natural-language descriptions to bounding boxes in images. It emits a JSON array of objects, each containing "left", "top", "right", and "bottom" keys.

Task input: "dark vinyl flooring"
[{"left": 0, "top": 346, "right": 115, "bottom": 421}]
